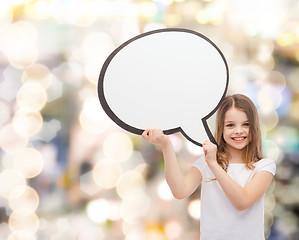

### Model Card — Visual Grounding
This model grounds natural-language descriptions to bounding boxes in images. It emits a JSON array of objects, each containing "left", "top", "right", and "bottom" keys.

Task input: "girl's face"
[{"left": 223, "top": 107, "right": 250, "bottom": 151}]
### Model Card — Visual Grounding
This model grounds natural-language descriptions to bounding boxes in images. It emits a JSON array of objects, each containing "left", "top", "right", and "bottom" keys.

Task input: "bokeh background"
[{"left": 0, "top": 0, "right": 299, "bottom": 239}]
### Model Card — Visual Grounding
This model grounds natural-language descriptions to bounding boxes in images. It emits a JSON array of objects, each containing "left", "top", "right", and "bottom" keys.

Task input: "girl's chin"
[{"left": 227, "top": 141, "right": 248, "bottom": 150}]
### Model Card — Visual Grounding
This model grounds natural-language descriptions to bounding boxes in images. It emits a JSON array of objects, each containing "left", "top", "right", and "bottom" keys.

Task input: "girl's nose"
[{"left": 234, "top": 126, "right": 244, "bottom": 134}]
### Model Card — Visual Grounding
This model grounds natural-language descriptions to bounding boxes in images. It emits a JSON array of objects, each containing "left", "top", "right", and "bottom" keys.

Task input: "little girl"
[{"left": 142, "top": 94, "right": 276, "bottom": 240}]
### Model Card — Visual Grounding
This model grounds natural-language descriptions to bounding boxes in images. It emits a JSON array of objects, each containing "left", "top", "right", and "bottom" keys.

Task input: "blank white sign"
[{"left": 98, "top": 28, "right": 229, "bottom": 146}]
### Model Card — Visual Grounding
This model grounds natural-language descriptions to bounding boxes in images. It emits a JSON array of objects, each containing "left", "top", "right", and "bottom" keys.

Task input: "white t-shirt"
[{"left": 192, "top": 157, "right": 276, "bottom": 240}]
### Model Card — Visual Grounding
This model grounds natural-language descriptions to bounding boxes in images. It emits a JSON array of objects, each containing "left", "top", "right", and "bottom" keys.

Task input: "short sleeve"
[
  {"left": 254, "top": 158, "right": 276, "bottom": 176},
  {"left": 192, "top": 155, "right": 206, "bottom": 175}
]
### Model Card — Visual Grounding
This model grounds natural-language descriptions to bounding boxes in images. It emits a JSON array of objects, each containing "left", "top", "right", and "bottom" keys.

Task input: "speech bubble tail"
[
  {"left": 202, "top": 119, "right": 220, "bottom": 149},
  {"left": 179, "top": 119, "right": 218, "bottom": 148}
]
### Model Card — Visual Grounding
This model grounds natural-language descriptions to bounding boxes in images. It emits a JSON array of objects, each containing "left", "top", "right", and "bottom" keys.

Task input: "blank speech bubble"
[{"left": 98, "top": 28, "right": 229, "bottom": 147}]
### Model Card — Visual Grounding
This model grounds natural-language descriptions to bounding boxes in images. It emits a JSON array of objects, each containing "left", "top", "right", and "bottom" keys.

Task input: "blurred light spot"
[
  {"left": 0, "top": 66, "right": 22, "bottom": 101},
  {"left": 77, "top": 224, "right": 105, "bottom": 240},
  {"left": 108, "top": 200, "right": 121, "bottom": 221},
  {"left": 12, "top": 111, "right": 43, "bottom": 137},
  {"left": 163, "top": 14, "right": 182, "bottom": 27},
  {"left": 7, "top": 233, "right": 37, "bottom": 240},
  {"left": 143, "top": 23, "right": 166, "bottom": 33},
  {"left": 80, "top": 171, "right": 102, "bottom": 196},
  {"left": 164, "top": 220, "right": 182, "bottom": 239},
  {"left": 0, "top": 169, "right": 26, "bottom": 199},
  {"left": 277, "top": 32, "right": 296, "bottom": 46},
  {"left": 123, "top": 151, "right": 145, "bottom": 170},
  {"left": 257, "top": 85, "right": 282, "bottom": 113},
  {"left": 25, "top": 0, "right": 51, "bottom": 20},
  {"left": 5, "top": 40, "right": 38, "bottom": 69},
  {"left": 51, "top": 218, "right": 76, "bottom": 239},
  {"left": 270, "top": 126, "right": 298, "bottom": 153},
  {"left": 79, "top": 97, "right": 110, "bottom": 134},
  {"left": 264, "top": 212, "right": 274, "bottom": 238},
  {"left": 145, "top": 227, "right": 165, "bottom": 240},
  {"left": 138, "top": 2, "right": 158, "bottom": 18},
  {"left": 122, "top": 222, "right": 144, "bottom": 239},
  {"left": 22, "top": 63, "right": 52, "bottom": 89},
  {"left": 0, "top": 101, "right": 10, "bottom": 126},
  {"left": 264, "top": 193, "right": 276, "bottom": 213},
  {"left": 46, "top": 76, "right": 63, "bottom": 102},
  {"left": 266, "top": 71, "right": 286, "bottom": 91},
  {"left": 86, "top": 199, "right": 109, "bottom": 224},
  {"left": 196, "top": 4, "right": 224, "bottom": 25},
  {"left": 0, "top": 21, "right": 37, "bottom": 52},
  {"left": 255, "top": 41, "right": 274, "bottom": 64},
  {"left": 288, "top": 68, "right": 299, "bottom": 94},
  {"left": 134, "top": 163, "right": 149, "bottom": 176},
  {"left": 157, "top": 0, "right": 174, "bottom": 5},
  {"left": 8, "top": 208, "right": 39, "bottom": 238},
  {"left": 86, "top": 198, "right": 121, "bottom": 223},
  {"left": 83, "top": 32, "right": 114, "bottom": 58},
  {"left": 120, "top": 193, "right": 151, "bottom": 224},
  {"left": 275, "top": 211, "right": 298, "bottom": 236},
  {"left": 276, "top": 167, "right": 292, "bottom": 183},
  {"left": 157, "top": 180, "right": 174, "bottom": 201},
  {"left": 52, "top": 62, "right": 83, "bottom": 87},
  {"left": 188, "top": 199, "right": 201, "bottom": 220},
  {"left": 12, "top": 148, "right": 44, "bottom": 178},
  {"left": 16, "top": 82, "right": 47, "bottom": 112},
  {"left": 276, "top": 87, "right": 292, "bottom": 117},
  {"left": 65, "top": 0, "right": 97, "bottom": 27},
  {"left": 82, "top": 96, "right": 106, "bottom": 122},
  {"left": 84, "top": 57, "right": 107, "bottom": 85},
  {"left": 0, "top": 124, "right": 28, "bottom": 153},
  {"left": 290, "top": 96, "right": 299, "bottom": 121},
  {"left": 262, "top": 140, "right": 281, "bottom": 162},
  {"left": 82, "top": 32, "right": 114, "bottom": 85},
  {"left": 258, "top": 109, "right": 279, "bottom": 131},
  {"left": 229, "top": 65, "right": 251, "bottom": 93},
  {"left": 116, "top": 170, "right": 145, "bottom": 199},
  {"left": 8, "top": 186, "right": 39, "bottom": 212},
  {"left": 92, "top": 159, "right": 123, "bottom": 189},
  {"left": 0, "top": 4, "right": 13, "bottom": 25},
  {"left": 103, "top": 132, "right": 133, "bottom": 163},
  {"left": 35, "top": 119, "right": 61, "bottom": 142},
  {"left": 78, "top": 87, "right": 95, "bottom": 101}
]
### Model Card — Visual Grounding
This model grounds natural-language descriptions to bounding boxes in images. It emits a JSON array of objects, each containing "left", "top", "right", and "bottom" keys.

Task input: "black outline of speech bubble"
[{"left": 98, "top": 28, "right": 229, "bottom": 147}]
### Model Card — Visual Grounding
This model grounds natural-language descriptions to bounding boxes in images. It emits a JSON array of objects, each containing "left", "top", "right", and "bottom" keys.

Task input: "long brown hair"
[{"left": 215, "top": 94, "right": 263, "bottom": 171}]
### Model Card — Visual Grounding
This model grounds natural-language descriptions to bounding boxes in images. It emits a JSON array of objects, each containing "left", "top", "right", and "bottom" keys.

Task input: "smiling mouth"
[{"left": 232, "top": 137, "right": 247, "bottom": 141}]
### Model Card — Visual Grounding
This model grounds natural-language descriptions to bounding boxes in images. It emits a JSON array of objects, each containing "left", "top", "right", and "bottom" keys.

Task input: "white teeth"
[{"left": 233, "top": 137, "right": 245, "bottom": 140}]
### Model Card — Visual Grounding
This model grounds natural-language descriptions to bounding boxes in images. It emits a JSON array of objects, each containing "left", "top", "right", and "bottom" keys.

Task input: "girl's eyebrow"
[
  {"left": 224, "top": 120, "right": 249, "bottom": 123},
  {"left": 224, "top": 120, "right": 234, "bottom": 123}
]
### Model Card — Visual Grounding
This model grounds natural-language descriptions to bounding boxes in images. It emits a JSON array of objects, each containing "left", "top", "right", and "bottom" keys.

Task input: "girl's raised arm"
[
  {"left": 142, "top": 129, "right": 202, "bottom": 199},
  {"left": 203, "top": 140, "right": 274, "bottom": 211}
]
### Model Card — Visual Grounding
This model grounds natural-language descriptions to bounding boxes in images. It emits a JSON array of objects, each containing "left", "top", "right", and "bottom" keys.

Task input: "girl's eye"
[
  {"left": 226, "top": 124, "right": 234, "bottom": 127},
  {"left": 243, "top": 123, "right": 250, "bottom": 127}
]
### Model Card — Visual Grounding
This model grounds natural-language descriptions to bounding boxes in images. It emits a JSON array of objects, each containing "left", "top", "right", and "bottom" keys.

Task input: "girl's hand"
[
  {"left": 142, "top": 129, "right": 171, "bottom": 148},
  {"left": 202, "top": 140, "right": 218, "bottom": 168}
]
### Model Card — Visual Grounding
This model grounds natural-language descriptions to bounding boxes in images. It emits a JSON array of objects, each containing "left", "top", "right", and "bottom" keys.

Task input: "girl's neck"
[{"left": 227, "top": 146, "right": 245, "bottom": 164}]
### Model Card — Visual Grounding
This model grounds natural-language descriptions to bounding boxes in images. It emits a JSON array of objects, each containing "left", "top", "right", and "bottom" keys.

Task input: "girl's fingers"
[
  {"left": 142, "top": 129, "right": 165, "bottom": 144},
  {"left": 142, "top": 129, "right": 150, "bottom": 139}
]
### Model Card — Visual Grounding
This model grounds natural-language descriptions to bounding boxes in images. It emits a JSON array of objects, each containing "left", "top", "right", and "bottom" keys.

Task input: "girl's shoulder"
[{"left": 254, "top": 158, "right": 276, "bottom": 176}]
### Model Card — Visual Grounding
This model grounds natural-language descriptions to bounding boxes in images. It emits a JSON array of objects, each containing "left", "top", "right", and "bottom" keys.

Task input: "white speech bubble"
[{"left": 98, "top": 28, "right": 229, "bottom": 146}]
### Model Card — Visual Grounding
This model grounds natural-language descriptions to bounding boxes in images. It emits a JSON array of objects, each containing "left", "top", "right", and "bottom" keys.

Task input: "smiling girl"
[{"left": 142, "top": 94, "right": 276, "bottom": 240}]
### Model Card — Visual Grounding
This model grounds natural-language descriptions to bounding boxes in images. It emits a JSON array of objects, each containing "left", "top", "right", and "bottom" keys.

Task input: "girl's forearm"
[
  {"left": 161, "top": 143, "right": 188, "bottom": 199},
  {"left": 208, "top": 163, "right": 248, "bottom": 210}
]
